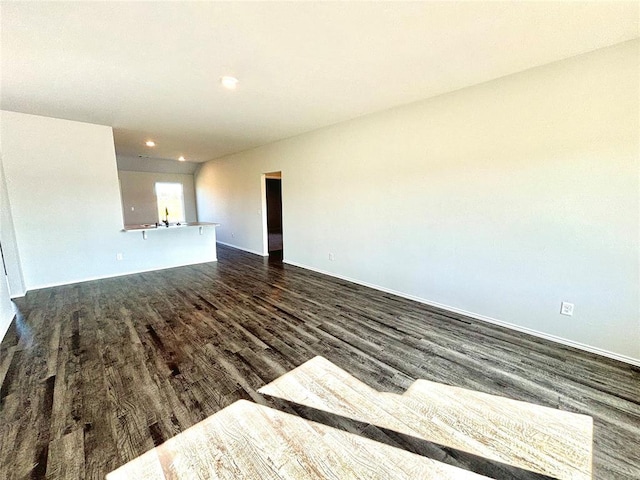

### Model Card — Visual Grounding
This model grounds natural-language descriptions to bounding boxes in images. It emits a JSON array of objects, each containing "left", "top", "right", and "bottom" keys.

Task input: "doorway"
[{"left": 264, "top": 172, "right": 283, "bottom": 261}]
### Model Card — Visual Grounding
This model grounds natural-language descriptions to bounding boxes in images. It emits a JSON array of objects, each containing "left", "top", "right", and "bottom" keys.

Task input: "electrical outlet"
[
  {"left": 116, "top": 253, "right": 123, "bottom": 261},
  {"left": 329, "top": 253, "right": 335, "bottom": 261},
  {"left": 231, "top": 232, "right": 235, "bottom": 238},
  {"left": 560, "top": 302, "right": 574, "bottom": 316},
  {"left": 131, "top": 206, "right": 135, "bottom": 211}
]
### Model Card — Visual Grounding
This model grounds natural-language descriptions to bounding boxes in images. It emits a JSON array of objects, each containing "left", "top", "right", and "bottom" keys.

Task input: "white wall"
[
  {"left": 0, "top": 173, "right": 15, "bottom": 337},
  {"left": 0, "top": 111, "right": 218, "bottom": 293},
  {"left": 196, "top": 40, "right": 640, "bottom": 363},
  {"left": 0, "top": 157, "right": 20, "bottom": 338},
  {"left": 0, "top": 156, "right": 25, "bottom": 297},
  {"left": 118, "top": 170, "right": 198, "bottom": 225}
]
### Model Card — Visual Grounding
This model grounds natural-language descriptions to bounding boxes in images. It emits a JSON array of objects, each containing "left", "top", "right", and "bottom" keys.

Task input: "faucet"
[{"left": 163, "top": 207, "right": 169, "bottom": 227}]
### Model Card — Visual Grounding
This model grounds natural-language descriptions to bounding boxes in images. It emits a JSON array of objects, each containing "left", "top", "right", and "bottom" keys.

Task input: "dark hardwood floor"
[{"left": 0, "top": 244, "right": 638, "bottom": 479}]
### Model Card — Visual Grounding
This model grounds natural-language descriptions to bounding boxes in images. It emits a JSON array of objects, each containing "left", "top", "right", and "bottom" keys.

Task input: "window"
[{"left": 155, "top": 182, "right": 186, "bottom": 223}]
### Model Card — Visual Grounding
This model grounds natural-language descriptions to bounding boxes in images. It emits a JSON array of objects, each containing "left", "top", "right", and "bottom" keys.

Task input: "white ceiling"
[{"left": 2, "top": 2, "right": 638, "bottom": 163}]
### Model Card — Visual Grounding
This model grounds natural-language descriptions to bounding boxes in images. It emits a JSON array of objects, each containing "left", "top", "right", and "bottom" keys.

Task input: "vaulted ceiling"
[{"left": 2, "top": 1, "right": 638, "bottom": 163}]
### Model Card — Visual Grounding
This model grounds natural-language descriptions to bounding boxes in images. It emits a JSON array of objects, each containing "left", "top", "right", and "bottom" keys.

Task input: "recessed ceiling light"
[
  {"left": 178, "top": 156, "right": 185, "bottom": 162},
  {"left": 145, "top": 140, "right": 156, "bottom": 147},
  {"left": 220, "top": 76, "right": 238, "bottom": 90}
]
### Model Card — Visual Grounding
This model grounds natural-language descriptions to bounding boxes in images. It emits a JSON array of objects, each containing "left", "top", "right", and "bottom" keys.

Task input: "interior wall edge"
[
  {"left": 283, "top": 258, "right": 640, "bottom": 367},
  {"left": 0, "top": 156, "right": 27, "bottom": 296}
]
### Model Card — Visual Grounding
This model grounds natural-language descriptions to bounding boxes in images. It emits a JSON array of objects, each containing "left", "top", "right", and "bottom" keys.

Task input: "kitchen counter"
[
  {"left": 123, "top": 222, "right": 219, "bottom": 232},
  {"left": 122, "top": 222, "right": 219, "bottom": 239}
]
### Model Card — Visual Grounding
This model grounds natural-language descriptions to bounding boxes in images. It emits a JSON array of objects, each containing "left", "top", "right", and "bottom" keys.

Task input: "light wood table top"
[{"left": 259, "top": 356, "right": 593, "bottom": 480}]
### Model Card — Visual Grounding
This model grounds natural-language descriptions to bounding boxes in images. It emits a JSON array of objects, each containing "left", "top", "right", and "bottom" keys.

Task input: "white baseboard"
[
  {"left": 22, "top": 257, "right": 218, "bottom": 294},
  {"left": 283, "top": 259, "right": 640, "bottom": 368},
  {"left": 217, "top": 241, "right": 267, "bottom": 257}
]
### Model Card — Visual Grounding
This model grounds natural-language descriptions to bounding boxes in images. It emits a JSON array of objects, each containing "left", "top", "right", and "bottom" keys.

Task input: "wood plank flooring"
[{"left": 0, "top": 244, "right": 639, "bottom": 479}]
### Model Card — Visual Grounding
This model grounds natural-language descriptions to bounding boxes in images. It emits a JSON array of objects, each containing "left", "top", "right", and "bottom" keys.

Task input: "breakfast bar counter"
[{"left": 122, "top": 222, "right": 219, "bottom": 239}]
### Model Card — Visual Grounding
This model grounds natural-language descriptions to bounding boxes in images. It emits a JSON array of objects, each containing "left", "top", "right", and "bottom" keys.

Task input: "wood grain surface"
[
  {"left": 0, "top": 244, "right": 638, "bottom": 479},
  {"left": 108, "top": 400, "right": 492, "bottom": 479},
  {"left": 259, "top": 356, "right": 592, "bottom": 479}
]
